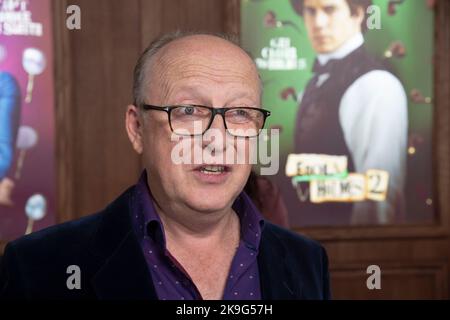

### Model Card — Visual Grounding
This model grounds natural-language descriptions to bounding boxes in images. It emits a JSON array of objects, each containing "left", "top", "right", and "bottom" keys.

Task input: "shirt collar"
[
  {"left": 131, "top": 170, "right": 265, "bottom": 251},
  {"left": 317, "top": 32, "right": 364, "bottom": 66},
  {"left": 131, "top": 171, "right": 166, "bottom": 246}
]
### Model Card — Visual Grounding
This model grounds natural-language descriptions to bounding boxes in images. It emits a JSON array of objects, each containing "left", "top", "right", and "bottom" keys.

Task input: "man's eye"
[
  {"left": 182, "top": 106, "right": 195, "bottom": 115},
  {"left": 177, "top": 105, "right": 204, "bottom": 116},
  {"left": 305, "top": 7, "right": 316, "bottom": 16},
  {"left": 237, "top": 109, "right": 250, "bottom": 117},
  {"left": 228, "top": 109, "right": 254, "bottom": 121},
  {"left": 231, "top": 109, "right": 249, "bottom": 117},
  {"left": 173, "top": 106, "right": 209, "bottom": 118}
]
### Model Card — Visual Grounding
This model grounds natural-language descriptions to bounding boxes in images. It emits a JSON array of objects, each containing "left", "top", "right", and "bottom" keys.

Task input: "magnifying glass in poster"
[
  {"left": 25, "top": 194, "right": 47, "bottom": 235},
  {"left": 15, "top": 125, "right": 39, "bottom": 180},
  {"left": 22, "top": 47, "right": 47, "bottom": 104}
]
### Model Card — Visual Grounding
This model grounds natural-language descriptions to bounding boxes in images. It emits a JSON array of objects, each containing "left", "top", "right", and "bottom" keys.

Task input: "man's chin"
[
  {"left": 185, "top": 195, "right": 233, "bottom": 214},
  {"left": 313, "top": 44, "right": 337, "bottom": 54}
]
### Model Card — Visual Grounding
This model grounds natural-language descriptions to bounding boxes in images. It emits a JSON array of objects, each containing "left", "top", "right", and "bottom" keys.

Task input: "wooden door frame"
[{"left": 53, "top": 0, "right": 75, "bottom": 226}]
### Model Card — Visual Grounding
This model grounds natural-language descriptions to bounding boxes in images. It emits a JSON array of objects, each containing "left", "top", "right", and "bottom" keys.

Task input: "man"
[
  {"left": 291, "top": 0, "right": 407, "bottom": 224},
  {"left": 0, "top": 68, "right": 21, "bottom": 206},
  {"left": 0, "top": 32, "right": 330, "bottom": 300}
]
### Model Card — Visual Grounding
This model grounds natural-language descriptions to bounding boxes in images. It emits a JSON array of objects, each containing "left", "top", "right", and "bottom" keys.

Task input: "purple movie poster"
[{"left": 0, "top": 0, "right": 55, "bottom": 240}]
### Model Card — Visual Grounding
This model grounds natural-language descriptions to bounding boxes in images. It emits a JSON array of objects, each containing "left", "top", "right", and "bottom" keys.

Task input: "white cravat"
[
  {"left": 317, "top": 32, "right": 364, "bottom": 65},
  {"left": 315, "top": 33, "right": 364, "bottom": 87}
]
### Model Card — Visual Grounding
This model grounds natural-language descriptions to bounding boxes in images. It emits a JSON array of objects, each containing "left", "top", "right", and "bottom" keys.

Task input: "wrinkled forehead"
[{"left": 146, "top": 36, "right": 261, "bottom": 101}]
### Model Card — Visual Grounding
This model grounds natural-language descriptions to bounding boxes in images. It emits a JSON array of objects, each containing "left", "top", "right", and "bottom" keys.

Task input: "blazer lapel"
[
  {"left": 89, "top": 187, "right": 157, "bottom": 300},
  {"left": 91, "top": 231, "right": 157, "bottom": 300},
  {"left": 258, "top": 225, "right": 302, "bottom": 299}
]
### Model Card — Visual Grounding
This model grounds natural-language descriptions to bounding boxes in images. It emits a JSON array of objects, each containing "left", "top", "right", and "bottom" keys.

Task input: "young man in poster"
[{"left": 291, "top": 0, "right": 408, "bottom": 225}]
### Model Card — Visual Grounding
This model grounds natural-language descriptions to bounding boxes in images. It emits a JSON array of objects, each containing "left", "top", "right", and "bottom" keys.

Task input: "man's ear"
[
  {"left": 354, "top": 6, "right": 365, "bottom": 27},
  {"left": 125, "top": 104, "right": 144, "bottom": 154}
]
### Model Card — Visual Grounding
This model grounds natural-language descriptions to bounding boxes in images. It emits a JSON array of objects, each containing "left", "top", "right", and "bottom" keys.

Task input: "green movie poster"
[{"left": 241, "top": 0, "right": 434, "bottom": 227}]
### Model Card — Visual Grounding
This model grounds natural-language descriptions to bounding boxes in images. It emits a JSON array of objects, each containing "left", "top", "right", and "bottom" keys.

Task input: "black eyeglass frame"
[{"left": 141, "top": 104, "right": 271, "bottom": 137}]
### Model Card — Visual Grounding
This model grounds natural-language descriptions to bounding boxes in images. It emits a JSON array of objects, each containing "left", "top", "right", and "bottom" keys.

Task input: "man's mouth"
[
  {"left": 314, "top": 35, "right": 328, "bottom": 41},
  {"left": 191, "top": 164, "right": 232, "bottom": 184},
  {"left": 194, "top": 165, "right": 231, "bottom": 175}
]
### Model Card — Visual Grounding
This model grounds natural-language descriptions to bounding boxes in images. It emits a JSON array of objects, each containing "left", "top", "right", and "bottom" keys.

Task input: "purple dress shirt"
[{"left": 130, "top": 171, "right": 264, "bottom": 300}]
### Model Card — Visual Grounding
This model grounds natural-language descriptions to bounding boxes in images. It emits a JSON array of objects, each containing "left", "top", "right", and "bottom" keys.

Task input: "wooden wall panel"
[
  {"left": 139, "top": 0, "right": 225, "bottom": 49},
  {"left": 70, "top": 0, "right": 143, "bottom": 217},
  {"left": 55, "top": 0, "right": 143, "bottom": 220},
  {"left": 331, "top": 262, "right": 448, "bottom": 299}
]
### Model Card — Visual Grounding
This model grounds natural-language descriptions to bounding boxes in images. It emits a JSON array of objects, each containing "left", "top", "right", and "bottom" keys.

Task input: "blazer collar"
[
  {"left": 89, "top": 187, "right": 157, "bottom": 300},
  {"left": 258, "top": 224, "right": 303, "bottom": 299}
]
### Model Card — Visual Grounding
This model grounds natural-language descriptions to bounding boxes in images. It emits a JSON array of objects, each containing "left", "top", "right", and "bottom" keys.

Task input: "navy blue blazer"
[{"left": 0, "top": 186, "right": 331, "bottom": 300}]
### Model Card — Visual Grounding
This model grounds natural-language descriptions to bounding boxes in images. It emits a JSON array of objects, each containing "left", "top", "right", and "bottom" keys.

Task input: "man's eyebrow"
[{"left": 323, "top": 5, "right": 337, "bottom": 12}]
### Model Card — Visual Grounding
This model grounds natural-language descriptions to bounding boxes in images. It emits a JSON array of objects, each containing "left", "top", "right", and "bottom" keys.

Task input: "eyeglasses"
[{"left": 141, "top": 104, "right": 271, "bottom": 137}]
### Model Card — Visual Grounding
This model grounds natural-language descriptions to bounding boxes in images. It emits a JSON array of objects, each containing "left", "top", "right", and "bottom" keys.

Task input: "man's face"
[
  {"left": 303, "top": 0, "right": 363, "bottom": 53},
  {"left": 129, "top": 35, "right": 261, "bottom": 215}
]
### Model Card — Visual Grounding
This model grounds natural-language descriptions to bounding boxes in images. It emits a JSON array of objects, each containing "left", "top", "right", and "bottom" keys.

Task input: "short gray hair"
[{"left": 132, "top": 30, "right": 258, "bottom": 107}]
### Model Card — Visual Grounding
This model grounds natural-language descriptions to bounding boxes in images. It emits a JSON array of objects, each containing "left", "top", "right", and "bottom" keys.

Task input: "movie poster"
[
  {"left": 0, "top": 0, "right": 55, "bottom": 240},
  {"left": 241, "top": 0, "right": 434, "bottom": 227}
]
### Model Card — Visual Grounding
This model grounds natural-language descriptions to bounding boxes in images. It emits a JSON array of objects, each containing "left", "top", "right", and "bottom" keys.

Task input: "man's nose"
[
  {"left": 313, "top": 11, "right": 329, "bottom": 29},
  {"left": 208, "top": 112, "right": 227, "bottom": 132},
  {"left": 202, "top": 113, "right": 227, "bottom": 152}
]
